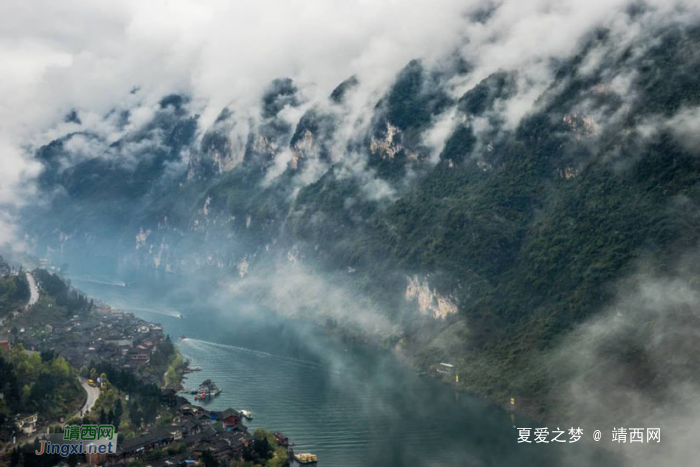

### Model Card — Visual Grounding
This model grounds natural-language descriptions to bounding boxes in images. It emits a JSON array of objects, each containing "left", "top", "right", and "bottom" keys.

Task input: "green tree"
[
  {"left": 115, "top": 398, "right": 124, "bottom": 418},
  {"left": 200, "top": 449, "right": 219, "bottom": 467}
]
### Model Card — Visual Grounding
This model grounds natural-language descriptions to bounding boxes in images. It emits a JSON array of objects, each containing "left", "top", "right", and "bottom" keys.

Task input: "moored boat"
[
  {"left": 193, "top": 379, "right": 221, "bottom": 400},
  {"left": 294, "top": 453, "right": 318, "bottom": 464}
]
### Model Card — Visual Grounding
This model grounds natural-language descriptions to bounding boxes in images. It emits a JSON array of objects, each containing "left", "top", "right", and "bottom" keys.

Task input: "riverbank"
[
  {"left": 281, "top": 305, "right": 549, "bottom": 422},
  {"left": 65, "top": 270, "right": 622, "bottom": 467},
  {"left": 2, "top": 270, "right": 303, "bottom": 467}
]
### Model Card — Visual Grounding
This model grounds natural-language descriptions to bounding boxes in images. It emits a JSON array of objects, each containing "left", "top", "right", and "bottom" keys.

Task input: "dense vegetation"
[
  {"left": 237, "top": 429, "right": 287, "bottom": 467},
  {"left": 0, "top": 256, "right": 30, "bottom": 315},
  {"left": 0, "top": 274, "right": 29, "bottom": 316},
  {"left": 34, "top": 270, "right": 91, "bottom": 313},
  {"left": 0, "top": 345, "right": 83, "bottom": 424},
  {"left": 0, "top": 264, "right": 85, "bottom": 428}
]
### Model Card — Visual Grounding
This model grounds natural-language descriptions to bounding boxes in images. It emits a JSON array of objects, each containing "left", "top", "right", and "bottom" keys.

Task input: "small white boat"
[{"left": 240, "top": 410, "right": 252, "bottom": 419}]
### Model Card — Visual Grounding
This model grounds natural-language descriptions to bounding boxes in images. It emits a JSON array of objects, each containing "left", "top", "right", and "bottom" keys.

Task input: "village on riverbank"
[{"left": 0, "top": 259, "right": 312, "bottom": 467}]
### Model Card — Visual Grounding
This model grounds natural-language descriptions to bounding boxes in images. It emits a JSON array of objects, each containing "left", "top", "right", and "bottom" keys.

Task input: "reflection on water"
[{"left": 70, "top": 274, "right": 618, "bottom": 467}]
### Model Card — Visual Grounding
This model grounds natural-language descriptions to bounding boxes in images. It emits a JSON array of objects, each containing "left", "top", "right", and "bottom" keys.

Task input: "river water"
[{"left": 69, "top": 273, "right": 617, "bottom": 467}]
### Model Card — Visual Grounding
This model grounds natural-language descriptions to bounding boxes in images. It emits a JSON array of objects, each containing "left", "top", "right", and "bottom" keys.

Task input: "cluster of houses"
[
  {"left": 16, "top": 305, "right": 168, "bottom": 382},
  {"left": 0, "top": 305, "right": 171, "bottom": 441},
  {"left": 7, "top": 402, "right": 258, "bottom": 467},
  {"left": 107, "top": 398, "right": 256, "bottom": 466},
  {"left": 0, "top": 272, "right": 298, "bottom": 466}
]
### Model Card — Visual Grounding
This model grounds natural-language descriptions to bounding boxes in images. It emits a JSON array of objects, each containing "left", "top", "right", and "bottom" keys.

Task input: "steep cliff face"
[{"left": 22, "top": 20, "right": 700, "bottom": 415}]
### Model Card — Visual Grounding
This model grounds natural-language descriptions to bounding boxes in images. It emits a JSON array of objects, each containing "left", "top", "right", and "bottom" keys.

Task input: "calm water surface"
[{"left": 70, "top": 273, "right": 617, "bottom": 467}]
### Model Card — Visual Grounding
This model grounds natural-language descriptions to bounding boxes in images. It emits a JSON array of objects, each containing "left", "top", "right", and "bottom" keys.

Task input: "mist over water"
[{"left": 69, "top": 272, "right": 619, "bottom": 467}]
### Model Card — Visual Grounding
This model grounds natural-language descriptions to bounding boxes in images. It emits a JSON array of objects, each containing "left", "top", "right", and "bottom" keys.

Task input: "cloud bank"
[
  {"left": 549, "top": 253, "right": 700, "bottom": 466},
  {"left": 1, "top": 0, "right": 698, "bottom": 247}
]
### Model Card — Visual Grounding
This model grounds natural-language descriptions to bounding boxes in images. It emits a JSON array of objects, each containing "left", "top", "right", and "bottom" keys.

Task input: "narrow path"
[
  {"left": 26, "top": 273, "right": 39, "bottom": 307},
  {"left": 19, "top": 376, "right": 101, "bottom": 446},
  {"left": 74, "top": 377, "right": 100, "bottom": 419}
]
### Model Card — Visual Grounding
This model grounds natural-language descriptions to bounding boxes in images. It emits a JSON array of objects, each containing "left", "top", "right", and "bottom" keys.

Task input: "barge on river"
[
  {"left": 193, "top": 379, "right": 222, "bottom": 400},
  {"left": 293, "top": 453, "right": 318, "bottom": 464}
]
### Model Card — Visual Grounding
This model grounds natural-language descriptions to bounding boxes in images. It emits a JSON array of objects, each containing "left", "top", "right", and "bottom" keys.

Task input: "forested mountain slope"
[{"left": 24, "top": 19, "right": 700, "bottom": 417}]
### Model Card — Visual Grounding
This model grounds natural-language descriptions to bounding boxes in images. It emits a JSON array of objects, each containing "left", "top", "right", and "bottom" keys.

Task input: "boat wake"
[
  {"left": 70, "top": 275, "right": 128, "bottom": 288},
  {"left": 121, "top": 306, "right": 182, "bottom": 319},
  {"left": 181, "top": 338, "right": 324, "bottom": 371}
]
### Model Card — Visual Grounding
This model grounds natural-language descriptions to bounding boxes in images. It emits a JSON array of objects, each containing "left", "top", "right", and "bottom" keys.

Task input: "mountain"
[{"left": 22, "top": 20, "right": 700, "bottom": 418}]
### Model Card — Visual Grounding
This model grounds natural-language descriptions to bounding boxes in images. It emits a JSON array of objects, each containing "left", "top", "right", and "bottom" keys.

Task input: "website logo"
[{"left": 34, "top": 424, "right": 118, "bottom": 457}]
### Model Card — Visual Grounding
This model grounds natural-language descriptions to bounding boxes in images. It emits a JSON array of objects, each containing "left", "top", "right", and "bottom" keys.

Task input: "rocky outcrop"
[
  {"left": 405, "top": 275, "right": 458, "bottom": 319},
  {"left": 370, "top": 123, "right": 402, "bottom": 160}
]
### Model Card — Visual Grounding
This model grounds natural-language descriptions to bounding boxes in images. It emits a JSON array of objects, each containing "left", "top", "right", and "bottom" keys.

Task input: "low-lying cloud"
[
  {"left": 2, "top": 0, "right": 699, "bottom": 247},
  {"left": 549, "top": 253, "right": 700, "bottom": 466},
  {"left": 218, "top": 258, "right": 397, "bottom": 341}
]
